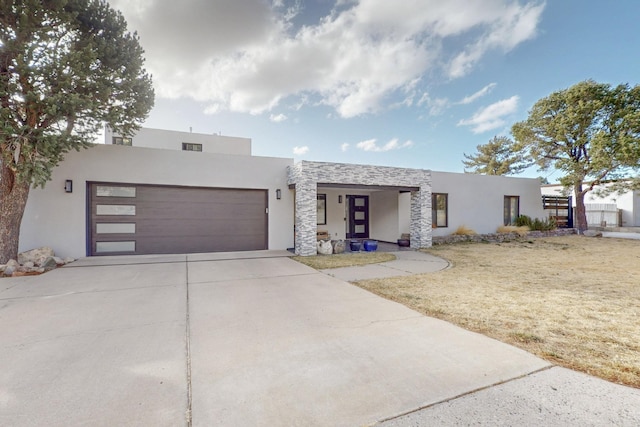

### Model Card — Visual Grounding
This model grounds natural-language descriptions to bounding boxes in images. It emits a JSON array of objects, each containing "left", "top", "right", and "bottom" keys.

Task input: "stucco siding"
[
  {"left": 105, "top": 127, "right": 252, "bottom": 156},
  {"left": 430, "top": 172, "right": 544, "bottom": 236},
  {"left": 369, "top": 191, "right": 400, "bottom": 243},
  {"left": 20, "top": 145, "right": 293, "bottom": 258},
  {"left": 317, "top": 188, "right": 347, "bottom": 240},
  {"left": 398, "top": 192, "right": 411, "bottom": 237}
]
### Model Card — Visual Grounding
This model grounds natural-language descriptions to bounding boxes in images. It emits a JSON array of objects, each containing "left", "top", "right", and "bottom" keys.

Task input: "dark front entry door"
[{"left": 347, "top": 195, "right": 369, "bottom": 239}]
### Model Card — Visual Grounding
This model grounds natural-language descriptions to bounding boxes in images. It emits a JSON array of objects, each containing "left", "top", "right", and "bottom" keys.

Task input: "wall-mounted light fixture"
[
  {"left": 64, "top": 179, "right": 73, "bottom": 193},
  {"left": 276, "top": 189, "right": 282, "bottom": 200},
  {"left": 338, "top": 195, "right": 343, "bottom": 203}
]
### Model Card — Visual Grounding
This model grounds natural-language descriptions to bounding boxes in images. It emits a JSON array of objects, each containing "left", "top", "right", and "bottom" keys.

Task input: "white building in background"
[
  {"left": 19, "top": 127, "right": 545, "bottom": 258},
  {"left": 541, "top": 183, "right": 640, "bottom": 227}
]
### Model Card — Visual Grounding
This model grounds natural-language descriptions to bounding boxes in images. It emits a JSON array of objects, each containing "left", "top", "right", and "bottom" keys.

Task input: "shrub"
[
  {"left": 452, "top": 225, "right": 477, "bottom": 235},
  {"left": 516, "top": 215, "right": 556, "bottom": 231},
  {"left": 515, "top": 215, "right": 532, "bottom": 228}
]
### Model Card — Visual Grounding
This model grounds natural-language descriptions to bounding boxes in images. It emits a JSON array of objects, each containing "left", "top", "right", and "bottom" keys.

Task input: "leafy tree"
[
  {"left": 462, "top": 135, "right": 532, "bottom": 175},
  {"left": 0, "top": 0, "right": 154, "bottom": 263},
  {"left": 512, "top": 80, "right": 640, "bottom": 233}
]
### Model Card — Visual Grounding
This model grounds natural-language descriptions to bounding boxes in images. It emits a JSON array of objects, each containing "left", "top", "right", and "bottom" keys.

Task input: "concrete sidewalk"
[
  {"left": 0, "top": 251, "right": 638, "bottom": 426},
  {"left": 321, "top": 250, "right": 450, "bottom": 281}
]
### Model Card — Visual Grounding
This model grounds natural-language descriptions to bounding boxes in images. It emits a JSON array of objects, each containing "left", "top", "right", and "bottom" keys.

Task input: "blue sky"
[{"left": 110, "top": 0, "right": 640, "bottom": 181}]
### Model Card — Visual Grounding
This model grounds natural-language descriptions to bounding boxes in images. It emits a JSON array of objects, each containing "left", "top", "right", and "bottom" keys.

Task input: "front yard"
[{"left": 352, "top": 236, "right": 640, "bottom": 388}]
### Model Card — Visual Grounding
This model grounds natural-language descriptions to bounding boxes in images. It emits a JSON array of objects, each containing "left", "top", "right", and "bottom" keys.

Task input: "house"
[
  {"left": 541, "top": 183, "right": 640, "bottom": 227},
  {"left": 19, "top": 127, "right": 545, "bottom": 258}
]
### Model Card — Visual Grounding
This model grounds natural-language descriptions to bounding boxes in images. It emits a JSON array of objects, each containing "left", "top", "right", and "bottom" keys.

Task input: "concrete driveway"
[{"left": 1, "top": 251, "right": 638, "bottom": 426}]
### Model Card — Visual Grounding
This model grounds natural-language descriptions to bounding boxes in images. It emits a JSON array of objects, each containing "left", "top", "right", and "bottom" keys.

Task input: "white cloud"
[
  {"left": 417, "top": 93, "right": 450, "bottom": 116},
  {"left": 458, "top": 95, "right": 519, "bottom": 133},
  {"left": 458, "top": 83, "right": 497, "bottom": 105},
  {"left": 447, "top": 3, "right": 545, "bottom": 78},
  {"left": 341, "top": 143, "right": 350, "bottom": 152},
  {"left": 356, "top": 138, "right": 414, "bottom": 152},
  {"left": 111, "top": 0, "right": 544, "bottom": 118},
  {"left": 270, "top": 113, "right": 288, "bottom": 123},
  {"left": 293, "top": 146, "right": 309, "bottom": 156}
]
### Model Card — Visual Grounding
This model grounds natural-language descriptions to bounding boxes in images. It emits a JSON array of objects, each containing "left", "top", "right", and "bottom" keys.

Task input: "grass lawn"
[
  {"left": 352, "top": 235, "right": 640, "bottom": 388},
  {"left": 292, "top": 252, "right": 396, "bottom": 269}
]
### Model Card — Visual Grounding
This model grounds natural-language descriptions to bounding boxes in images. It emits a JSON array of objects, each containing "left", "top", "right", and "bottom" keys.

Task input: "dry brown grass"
[
  {"left": 452, "top": 225, "right": 477, "bottom": 235},
  {"left": 353, "top": 235, "right": 640, "bottom": 388},
  {"left": 497, "top": 225, "right": 530, "bottom": 235},
  {"left": 292, "top": 252, "right": 396, "bottom": 270}
]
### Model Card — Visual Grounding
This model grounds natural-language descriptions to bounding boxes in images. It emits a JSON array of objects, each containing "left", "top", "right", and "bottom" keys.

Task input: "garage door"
[{"left": 88, "top": 182, "right": 268, "bottom": 255}]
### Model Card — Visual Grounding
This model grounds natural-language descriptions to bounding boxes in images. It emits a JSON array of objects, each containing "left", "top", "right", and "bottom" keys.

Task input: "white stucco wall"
[
  {"left": 370, "top": 191, "right": 400, "bottom": 242},
  {"left": 398, "top": 192, "right": 411, "bottom": 236},
  {"left": 316, "top": 188, "right": 346, "bottom": 239},
  {"left": 105, "top": 126, "right": 252, "bottom": 156},
  {"left": 429, "top": 172, "right": 545, "bottom": 236},
  {"left": 20, "top": 145, "right": 293, "bottom": 258}
]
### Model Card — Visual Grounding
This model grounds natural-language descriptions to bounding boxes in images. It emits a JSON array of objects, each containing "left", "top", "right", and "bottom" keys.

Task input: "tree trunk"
[
  {"left": 0, "top": 162, "right": 31, "bottom": 264},
  {"left": 574, "top": 183, "right": 588, "bottom": 234}
]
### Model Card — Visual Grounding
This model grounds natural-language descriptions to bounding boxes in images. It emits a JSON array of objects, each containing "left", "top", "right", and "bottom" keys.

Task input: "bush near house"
[{"left": 516, "top": 215, "right": 556, "bottom": 231}]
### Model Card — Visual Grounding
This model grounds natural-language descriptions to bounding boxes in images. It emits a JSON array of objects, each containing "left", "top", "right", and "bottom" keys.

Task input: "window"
[
  {"left": 96, "top": 186, "right": 136, "bottom": 198},
  {"left": 504, "top": 196, "right": 520, "bottom": 225},
  {"left": 182, "top": 143, "right": 202, "bottom": 152},
  {"left": 95, "top": 241, "right": 135, "bottom": 253},
  {"left": 432, "top": 193, "right": 448, "bottom": 228},
  {"left": 96, "top": 204, "right": 136, "bottom": 215},
  {"left": 112, "top": 137, "right": 132, "bottom": 146},
  {"left": 317, "top": 194, "right": 327, "bottom": 225}
]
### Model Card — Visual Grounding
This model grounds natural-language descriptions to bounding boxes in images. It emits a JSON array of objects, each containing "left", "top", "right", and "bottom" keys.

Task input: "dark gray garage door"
[{"left": 88, "top": 182, "right": 268, "bottom": 256}]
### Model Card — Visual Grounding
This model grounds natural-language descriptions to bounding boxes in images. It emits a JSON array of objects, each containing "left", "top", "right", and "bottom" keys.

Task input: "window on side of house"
[
  {"left": 504, "top": 195, "right": 520, "bottom": 225},
  {"left": 432, "top": 193, "right": 448, "bottom": 228},
  {"left": 182, "top": 143, "right": 202, "bottom": 152},
  {"left": 112, "top": 137, "right": 132, "bottom": 146},
  {"left": 317, "top": 194, "right": 327, "bottom": 225}
]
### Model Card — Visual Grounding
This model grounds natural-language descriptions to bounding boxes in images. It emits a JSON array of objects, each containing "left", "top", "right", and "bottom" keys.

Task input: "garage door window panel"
[
  {"left": 96, "top": 205, "right": 136, "bottom": 215},
  {"left": 95, "top": 241, "right": 136, "bottom": 253},
  {"left": 96, "top": 186, "right": 136, "bottom": 197},
  {"left": 96, "top": 223, "right": 136, "bottom": 234}
]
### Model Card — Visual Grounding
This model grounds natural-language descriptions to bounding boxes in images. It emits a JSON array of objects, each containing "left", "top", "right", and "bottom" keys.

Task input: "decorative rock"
[
  {"left": 1, "top": 249, "right": 74, "bottom": 278},
  {"left": 332, "top": 240, "right": 345, "bottom": 254},
  {"left": 41, "top": 257, "right": 58, "bottom": 271},
  {"left": 432, "top": 228, "right": 577, "bottom": 245},
  {"left": 18, "top": 247, "right": 55, "bottom": 266},
  {"left": 583, "top": 230, "right": 603, "bottom": 237},
  {"left": 317, "top": 239, "right": 333, "bottom": 255}
]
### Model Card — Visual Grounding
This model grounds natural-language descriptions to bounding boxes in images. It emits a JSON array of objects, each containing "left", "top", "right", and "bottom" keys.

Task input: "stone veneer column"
[
  {"left": 410, "top": 184, "right": 432, "bottom": 249},
  {"left": 294, "top": 181, "right": 317, "bottom": 256}
]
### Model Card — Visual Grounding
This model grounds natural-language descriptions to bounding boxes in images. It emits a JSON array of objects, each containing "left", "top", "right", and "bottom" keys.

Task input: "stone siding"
[{"left": 288, "top": 161, "right": 432, "bottom": 256}]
